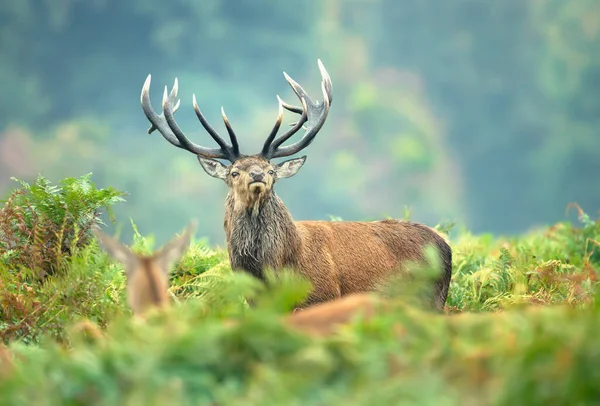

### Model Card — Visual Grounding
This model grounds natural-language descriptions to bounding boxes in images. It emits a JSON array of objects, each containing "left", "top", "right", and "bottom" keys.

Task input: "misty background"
[{"left": 1, "top": 0, "right": 598, "bottom": 247}]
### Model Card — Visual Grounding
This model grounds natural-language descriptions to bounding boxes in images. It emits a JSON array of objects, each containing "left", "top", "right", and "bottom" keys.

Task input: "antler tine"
[
  {"left": 279, "top": 99, "right": 304, "bottom": 115},
  {"left": 141, "top": 75, "right": 238, "bottom": 161},
  {"left": 270, "top": 97, "right": 308, "bottom": 151},
  {"left": 317, "top": 58, "right": 333, "bottom": 106},
  {"left": 191, "top": 95, "right": 234, "bottom": 154},
  {"left": 220, "top": 107, "right": 240, "bottom": 158},
  {"left": 279, "top": 59, "right": 333, "bottom": 116},
  {"left": 141, "top": 75, "right": 183, "bottom": 147},
  {"left": 148, "top": 80, "right": 181, "bottom": 134},
  {"left": 261, "top": 59, "right": 333, "bottom": 160},
  {"left": 162, "top": 83, "right": 208, "bottom": 154},
  {"left": 260, "top": 98, "right": 284, "bottom": 157}
]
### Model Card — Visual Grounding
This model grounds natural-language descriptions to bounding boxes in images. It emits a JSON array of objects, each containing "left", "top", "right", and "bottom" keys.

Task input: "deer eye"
[
  {"left": 231, "top": 171, "right": 239, "bottom": 178},
  {"left": 268, "top": 170, "right": 275, "bottom": 175}
]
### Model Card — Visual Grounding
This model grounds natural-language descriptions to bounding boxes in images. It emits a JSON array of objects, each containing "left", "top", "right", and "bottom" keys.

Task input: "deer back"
[{"left": 285, "top": 293, "right": 384, "bottom": 337}]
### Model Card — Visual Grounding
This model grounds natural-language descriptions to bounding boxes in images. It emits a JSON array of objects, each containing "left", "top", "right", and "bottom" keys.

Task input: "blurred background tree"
[{"left": 0, "top": 0, "right": 598, "bottom": 245}]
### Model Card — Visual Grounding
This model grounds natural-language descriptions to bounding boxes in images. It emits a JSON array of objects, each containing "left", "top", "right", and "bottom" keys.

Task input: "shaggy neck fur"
[{"left": 224, "top": 188, "right": 301, "bottom": 281}]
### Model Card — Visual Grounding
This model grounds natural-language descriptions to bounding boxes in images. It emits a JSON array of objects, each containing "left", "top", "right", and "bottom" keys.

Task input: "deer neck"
[{"left": 224, "top": 190, "right": 300, "bottom": 281}]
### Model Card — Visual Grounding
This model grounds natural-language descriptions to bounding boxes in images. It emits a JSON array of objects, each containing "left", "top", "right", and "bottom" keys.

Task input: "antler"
[
  {"left": 141, "top": 75, "right": 241, "bottom": 162},
  {"left": 261, "top": 59, "right": 333, "bottom": 160}
]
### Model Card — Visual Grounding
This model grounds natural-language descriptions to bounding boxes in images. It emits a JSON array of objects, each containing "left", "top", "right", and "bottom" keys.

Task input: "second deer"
[{"left": 93, "top": 222, "right": 195, "bottom": 316}]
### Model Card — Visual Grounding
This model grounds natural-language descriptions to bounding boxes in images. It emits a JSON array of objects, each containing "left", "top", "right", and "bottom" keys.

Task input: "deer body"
[
  {"left": 140, "top": 59, "right": 453, "bottom": 311},
  {"left": 224, "top": 183, "right": 452, "bottom": 308}
]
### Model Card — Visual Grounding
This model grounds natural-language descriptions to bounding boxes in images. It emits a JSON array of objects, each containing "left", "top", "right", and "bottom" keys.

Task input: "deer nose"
[{"left": 249, "top": 171, "right": 264, "bottom": 182}]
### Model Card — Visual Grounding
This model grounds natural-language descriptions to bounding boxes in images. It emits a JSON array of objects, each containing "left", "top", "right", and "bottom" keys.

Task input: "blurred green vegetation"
[
  {"left": 1, "top": 0, "right": 598, "bottom": 245},
  {"left": 1, "top": 175, "right": 600, "bottom": 404}
]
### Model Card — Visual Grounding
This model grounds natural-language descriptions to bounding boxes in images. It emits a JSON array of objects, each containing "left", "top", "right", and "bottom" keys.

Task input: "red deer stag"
[{"left": 139, "top": 60, "right": 452, "bottom": 310}]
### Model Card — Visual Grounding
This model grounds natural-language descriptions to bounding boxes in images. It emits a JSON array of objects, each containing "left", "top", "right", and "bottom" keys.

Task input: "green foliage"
[
  {"left": 0, "top": 173, "right": 598, "bottom": 403},
  {"left": 0, "top": 244, "right": 125, "bottom": 344},
  {"left": 0, "top": 173, "right": 126, "bottom": 276},
  {"left": 0, "top": 271, "right": 600, "bottom": 404},
  {"left": 447, "top": 205, "right": 600, "bottom": 312},
  {"left": 0, "top": 174, "right": 126, "bottom": 343},
  {"left": 0, "top": 218, "right": 230, "bottom": 344}
]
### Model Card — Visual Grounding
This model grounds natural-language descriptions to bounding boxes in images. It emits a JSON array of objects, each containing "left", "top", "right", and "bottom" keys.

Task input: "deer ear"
[
  {"left": 93, "top": 229, "right": 138, "bottom": 275},
  {"left": 197, "top": 157, "right": 229, "bottom": 180},
  {"left": 155, "top": 220, "right": 196, "bottom": 276},
  {"left": 274, "top": 156, "right": 306, "bottom": 179}
]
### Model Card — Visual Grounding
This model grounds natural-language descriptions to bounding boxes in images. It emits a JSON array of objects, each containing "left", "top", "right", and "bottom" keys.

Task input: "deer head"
[
  {"left": 93, "top": 222, "right": 196, "bottom": 316},
  {"left": 140, "top": 60, "right": 333, "bottom": 208}
]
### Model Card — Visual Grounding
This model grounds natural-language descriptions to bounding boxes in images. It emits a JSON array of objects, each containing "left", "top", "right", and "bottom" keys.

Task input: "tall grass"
[{"left": 0, "top": 176, "right": 599, "bottom": 405}]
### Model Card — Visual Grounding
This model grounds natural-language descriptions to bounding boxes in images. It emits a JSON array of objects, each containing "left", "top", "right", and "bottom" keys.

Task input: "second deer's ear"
[
  {"left": 93, "top": 229, "right": 139, "bottom": 274},
  {"left": 155, "top": 220, "right": 196, "bottom": 276},
  {"left": 274, "top": 156, "right": 307, "bottom": 179},
  {"left": 197, "top": 157, "right": 229, "bottom": 181}
]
